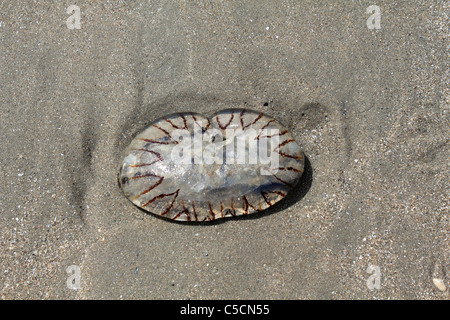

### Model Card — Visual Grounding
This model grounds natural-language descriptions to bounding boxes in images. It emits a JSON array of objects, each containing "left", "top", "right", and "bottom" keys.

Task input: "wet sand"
[{"left": 0, "top": 1, "right": 448, "bottom": 299}]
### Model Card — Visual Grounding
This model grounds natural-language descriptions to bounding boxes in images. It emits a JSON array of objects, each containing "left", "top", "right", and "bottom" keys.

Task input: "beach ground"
[{"left": 0, "top": 1, "right": 448, "bottom": 299}]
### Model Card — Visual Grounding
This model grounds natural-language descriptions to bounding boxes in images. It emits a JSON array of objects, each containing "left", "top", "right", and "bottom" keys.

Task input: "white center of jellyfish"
[{"left": 145, "top": 128, "right": 281, "bottom": 201}]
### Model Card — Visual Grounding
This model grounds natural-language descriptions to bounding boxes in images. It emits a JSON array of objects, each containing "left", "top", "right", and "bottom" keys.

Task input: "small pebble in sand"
[{"left": 432, "top": 278, "right": 446, "bottom": 292}]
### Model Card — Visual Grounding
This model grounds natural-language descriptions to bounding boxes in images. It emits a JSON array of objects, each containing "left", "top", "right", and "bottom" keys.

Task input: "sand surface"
[{"left": 0, "top": 1, "right": 448, "bottom": 299}]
